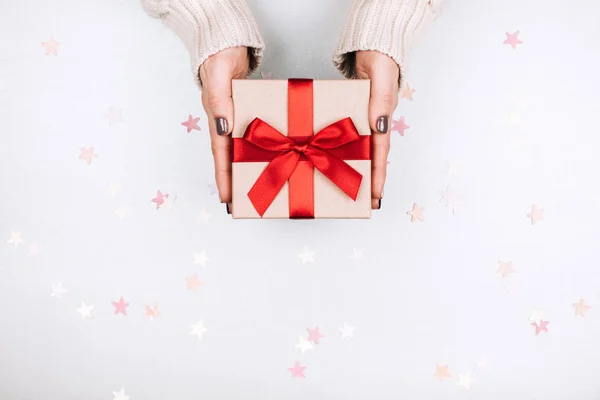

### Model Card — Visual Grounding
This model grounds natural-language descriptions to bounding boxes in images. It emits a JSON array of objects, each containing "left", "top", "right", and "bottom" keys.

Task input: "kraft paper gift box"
[{"left": 231, "top": 79, "right": 371, "bottom": 219}]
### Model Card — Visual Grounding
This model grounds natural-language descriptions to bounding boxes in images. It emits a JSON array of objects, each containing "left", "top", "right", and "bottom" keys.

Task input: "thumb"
[{"left": 368, "top": 75, "right": 398, "bottom": 204}]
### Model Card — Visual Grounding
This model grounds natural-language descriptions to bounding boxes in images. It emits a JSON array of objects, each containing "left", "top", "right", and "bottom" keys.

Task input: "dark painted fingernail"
[
  {"left": 378, "top": 199, "right": 382, "bottom": 209},
  {"left": 226, "top": 203, "right": 231, "bottom": 214},
  {"left": 376, "top": 116, "right": 388, "bottom": 134},
  {"left": 215, "top": 117, "right": 228, "bottom": 135}
]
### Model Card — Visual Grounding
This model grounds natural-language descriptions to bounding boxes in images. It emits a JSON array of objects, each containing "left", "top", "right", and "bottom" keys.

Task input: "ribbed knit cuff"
[
  {"left": 333, "top": 0, "right": 441, "bottom": 90},
  {"left": 142, "top": 0, "right": 265, "bottom": 88}
]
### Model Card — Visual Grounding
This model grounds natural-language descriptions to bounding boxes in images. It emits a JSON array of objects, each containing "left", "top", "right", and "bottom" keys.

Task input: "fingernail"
[
  {"left": 376, "top": 116, "right": 388, "bottom": 134},
  {"left": 215, "top": 117, "right": 228, "bottom": 135},
  {"left": 378, "top": 199, "right": 382, "bottom": 209},
  {"left": 226, "top": 203, "right": 231, "bottom": 214}
]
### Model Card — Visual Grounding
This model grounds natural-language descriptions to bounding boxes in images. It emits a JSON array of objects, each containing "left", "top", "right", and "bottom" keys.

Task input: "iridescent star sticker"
[
  {"left": 181, "top": 114, "right": 201, "bottom": 133},
  {"left": 295, "top": 336, "right": 314, "bottom": 353},
  {"left": 407, "top": 203, "right": 425, "bottom": 222},
  {"left": 504, "top": 31, "right": 523, "bottom": 49},
  {"left": 445, "top": 160, "right": 461, "bottom": 177},
  {"left": 79, "top": 147, "right": 98, "bottom": 166},
  {"left": 434, "top": 364, "right": 451, "bottom": 381},
  {"left": 288, "top": 362, "right": 306, "bottom": 379},
  {"left": 339, "top": 322, "right": 356, "bottom": 339},
  {"left": 186, "top": 274, "right": 204, "bottom": 292},
  {"left": 439, "top": 186, "right": 462, "bottom": 215},
  {"left": 77, "top": 303, "right": 95, "bottom": 320},
  {"left": 457, "top": 372, "right": 474, "bottom": 389},
  {"left": 112, "top": 297, "right": 129, "bottom": 316},
  {"left": 497, "top": 261, "right": 515, "bottom": 278},
  {"left": 391, "top": 116, "right": 410, "bottom": 136},
  {"left": 400, "top": 82, "right": 415, "bottom": 101},
  {"left": 207, "top": 183, "right": 218, "bottom": 195},
  {"left": 307, "top": 326, "right": 325, "bottom": 344},
  {"left": 526, "top": 205, "right": 545, "bottom": 225},
  {"left": 196, "top": 207, "right": 212, "bottom": 224},
  {"left": 298, "top": 246, "right": 315, "bottom": 264},
  {"left": 113, "top": 388, "right": 130, "bottom": 400},
  {"left": 114, "top": 206, "right": 130, "bottom": 220},
  {"left": 193, "top": 250, "right": 210, "bottom": 267},
  {"left": 144, "top": 303, "right": 160, "bottom": 321},
  {"left": 42, "top": 37, "right": 60, "bottom": 55},
  {"left": 105, "top": 107, "right": 123, "bottom": 126},
  {"left": 190, "top": 320, "right": 208, "bottom": 339},
  {"left": 51, "top": 282, "right": 68, "bottom": 299},
  {"left": 6, "top": 231, "right": 24, "bottom": 249},
  {"left": 573, "top": 299, "right": 592, "bottom": 317}
]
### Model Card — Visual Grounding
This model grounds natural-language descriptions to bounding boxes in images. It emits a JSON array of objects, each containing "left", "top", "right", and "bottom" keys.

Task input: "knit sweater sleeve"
[
  {"left": 141, "top": 0, "right": 265, "bottom": 87},
  {"left": 333, "top": 0, "right": 444, "bottom": 89}
]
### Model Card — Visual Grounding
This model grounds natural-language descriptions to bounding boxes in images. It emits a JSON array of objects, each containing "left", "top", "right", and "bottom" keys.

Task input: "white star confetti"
[
  {"left": 107, "top": 181, "right": 121, "bottom": 198},
  {"left": 193, "top": 250, "right": 209, "bottom": 267},
  {"left": 113, "top": 388, "right": 130, "bottom": 400},
  {"left": 445, "top": 160, "right": 461, "bottom": 177},
  {"left": 77, "top": 303, "right": 95, "bottom": 319},
  {"left": 50, "top": 282, "right": 68, "bottom": 299},
  {"left": 196, "top": 207, "right": 211, "bottom": 224},
  {"left": 457, "top": 372, "right": 474, "bottom": 389},
  {"left": 190, "top": 320, "right": 208, "bottom": 339},
  {"left": 295, "top": 336, "right": 314, "bottom": 354},
  {"left": 339, "top": 322, "right": 356, "bottom": 340},
  {"left": 439, "top": 186, "right": 462, "bottom": 215},
  {"left": 298, "top": 246, "right": 315, "bottom": 264},
  {"left": 349, "top": 247, "right": 365, "bottom": 264},
  {"left": 207, "top": 183, "right": 218, "bottom": 196},
  {"left": 6, "top": 231, "right": 24, "bottom": 249},
  {"left": 114, "top": 206, "right": 130, "bottom": 220}
]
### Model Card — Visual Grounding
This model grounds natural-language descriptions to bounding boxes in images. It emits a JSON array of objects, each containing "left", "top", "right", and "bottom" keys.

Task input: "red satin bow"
[{"left": 243, "top": 117, "right": 364, "bottom": 217}]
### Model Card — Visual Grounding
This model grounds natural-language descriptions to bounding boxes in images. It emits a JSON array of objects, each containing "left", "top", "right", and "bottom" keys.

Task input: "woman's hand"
[
  {"left": 355, "top": 50, "right": 400, "bottom": 210},
  {"left": 199, "top": 46, "right": 250, "bottom": 212}
]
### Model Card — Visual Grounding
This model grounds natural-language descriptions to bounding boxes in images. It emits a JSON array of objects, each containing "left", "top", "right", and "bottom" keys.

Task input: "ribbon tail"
[
  {"left": 307, "top": 148, "right": 363, "bottom": 201},
  {"left": 247, "top": 152, "right": 300, "bottom": 217}
]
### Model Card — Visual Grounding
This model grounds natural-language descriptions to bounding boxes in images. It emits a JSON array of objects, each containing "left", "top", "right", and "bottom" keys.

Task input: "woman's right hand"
[{"left": 199, "top": 46, "right": 250, "bottom": 212}]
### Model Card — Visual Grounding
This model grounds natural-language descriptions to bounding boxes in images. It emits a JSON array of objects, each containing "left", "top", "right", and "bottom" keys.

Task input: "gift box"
[{"left": 231, "top": 79, "right": 372, "bottom": 219}]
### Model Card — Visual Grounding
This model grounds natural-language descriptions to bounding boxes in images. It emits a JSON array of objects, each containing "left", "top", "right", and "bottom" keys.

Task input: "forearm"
[
  {"left": 333, "top": 0, "right": 444, "bottom": 88},
  {"left": 141, "top": 0, "right": 265, "bottom": 87}
]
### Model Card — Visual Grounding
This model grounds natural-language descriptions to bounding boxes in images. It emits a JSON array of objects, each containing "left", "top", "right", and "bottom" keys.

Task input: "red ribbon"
[{"left": 233, "top": 79, "right": 370, "bottom": 218}]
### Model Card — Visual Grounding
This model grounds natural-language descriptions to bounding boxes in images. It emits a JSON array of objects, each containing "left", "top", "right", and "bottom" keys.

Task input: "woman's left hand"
[{"left": 355, "top": 50, "right": 400, "bottom": 210}]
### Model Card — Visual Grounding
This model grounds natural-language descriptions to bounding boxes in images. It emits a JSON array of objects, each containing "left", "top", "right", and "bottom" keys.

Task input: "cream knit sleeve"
[
  {"left": 141, "top": 0, "right": 265, "bottom": 87},
  {"left": 333, "top": 0, "right": 444, "bottom": 88}
]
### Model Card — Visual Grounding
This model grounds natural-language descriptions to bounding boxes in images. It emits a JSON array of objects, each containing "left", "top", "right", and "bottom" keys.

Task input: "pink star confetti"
[
  {"left": 151, "top": 190, "right": 169, "bottom": 209},
  {"left": 42, "top": 37, "right": 60, "bottom": 55},
  {"left": 79, "top": 147, "right": 98, "bottom": 166},
  {"left": 288, "top": 362, "right": 306, "bottom": 379},
  {"left": 112, "top": 297, "right": 129, "bottom": 316},
  {"left": 496, "top": 261, "right": 515, "bottom": 278},
  {"left": 406, "top": 203, "right": 425, "bottom": 222},
  {"left": 400, "top": 83, "right": 415, "bottom": 101},
  {"left": 573, "top": 299, "right": 592, "bottom": 317},
  {"left": 144, "top": 304, "right": 160, "bottom": 321},
  {"left": 391, "top": 116, "right": 410, "bottom": 136},
  {"left": 181, "top": 114, "right": 201, "bottom": 133},
  {"left": 105, "top": 107, "right": 123, "bottom": 126},
  {"left": 503, "top": 31, "right": 523, "bottom": 49},
  {"left": 532, "top": 320, "right": 549, "bottom": 335},
  {"left": 260, "top": 71, "right": 273, "bottom": 79},
  {"left": 434, "top": 364, "right": 451, "bottom": 381},
  {"left": 526, "top": 204, "right": 545, "bottom": 225},
  {"left": 307, "top": 326, "right": 325, "bottom": 344}
]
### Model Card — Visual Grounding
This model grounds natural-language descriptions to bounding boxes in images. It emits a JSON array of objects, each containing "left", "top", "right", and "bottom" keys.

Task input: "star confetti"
[
  {"left": 288, "top": 362, "right": 306, "bottom": 379},
  {"left": 186, "top": 274, "right": 204, "bottom": 292},
  {"left": 77, "top": 303, "right": 95, "bottom": 320},
  {"left": 151, "top": 190, "right": 168, "bottom": 209},
  {"left": 391, "top": 116, "right": 410, "bottom": 136},
  {"left": 42, "top": 37, "right": 60, "bottom": 55},
  {"left": 144, "top": 304, "right": 160, "bottom": 321},
  {"left": 196, "top": 207, "right": 212, "bottom": 224},
  {"left": 298, "top": 246, "right": 315, "bottom": 264},
  {"left": 105, "top": 107, "right": 123, "bottom": 126},
  {"left": 457, "top": 372, "right": 474, "bottom": 389},
  {"left": 400, "top": 82, "right": 415, "bottom": 100},
  {"left": 79, "top": 147, "right": 98, "bottom": 166},
  {"left": 160, "top": 194, "right": 177, "bottom": 212},
  {"left": 532, "top": 320, "right": 549, "bottom": 335},
  {"left": 433, "top": 364, "right": 451, "bottom": 381},
  {"left": 439, "top": 186, "right": 462, "bottom": 215},
  {"left": 349, "top": 247, "right": 365, "bottom": 263},
  {"left": 181, "top": 114, "right": 201, "bottom": 133},
  {"left": 260, "top": 71, "right": 273, "bottom": 79},
  {"left": 307, "top": 326, "right": 325, "bottom": 344},
  {"left": 193, "top": 250, "right": 209, "bottom": 267},
  {"left": 6, "top": 231, "right": 24, "bottom": 249},
  {"left": 529, "top": 309, "right": 545, "bottom": 325},
  {"left": 112, "top": 297, "right": 129, "bottom": 316},
  {"left": 107, "top": 181, "right": 121, "bottom": 198},
  {"left": 503, "top": 30, "right": 523, "bottom": 49},
  {"left": 295, "top": 336, "right": 314, "bottom": 354},
  {"left": 526, "top": 205, "right": 545, "bottom": 225},
  {"left": 406, "top": 203, "right": 425, "bottom": 222},
  {"left": 573, "top": 299, "right": 592, "bottom": 317},
  {"left": 445, "top": 160, "right": 461, "bottom": 177},
  {"left": 207, "top": 183, "right": 218, "bottom": 196},
  {"left": 50, "top": 282, "right": 68, "bottom": 299},
  {"left": 113, "top": 388, "right": 130, "bottom": 400},
  {"left": 189, "top": 320, "right": 208, "bottom": 339},
  {"left": 114, "top": 207, "right": 130, "bottom": 220},
  {"left": 339, "top": 323, "right": 356, "bottom": 340},
  {"left": 497, "top": 260, "right": 515, "bottom": 278}
]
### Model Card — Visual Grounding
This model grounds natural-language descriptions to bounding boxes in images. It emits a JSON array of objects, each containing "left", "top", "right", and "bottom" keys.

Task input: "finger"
[
  {"left": 369, "top": 74, "right": 397, "bottom": 201},
  {"left": 202, "top": 73, "right": 236, "bottom": 203}
]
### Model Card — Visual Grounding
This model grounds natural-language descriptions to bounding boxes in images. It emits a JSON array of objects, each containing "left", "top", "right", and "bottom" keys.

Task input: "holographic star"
[
  {"left": 105, "top": 107, "right": 123, "bottom": 126},
  {"left": 503, "top": 31, "right": 523, "bottom": 49},
  {"left": 79, "top": 147, "right": 98, "bottom": 165},
  {"left": 573, "top": 299, "right": 592, "bottom": 317},
  {"left": 307, "top": 326, "right": 325, "bottom": 344},
  {"left": 186, "top": 274, "right": 204, "bottom": 292},
  {"left": 6, "top": 231, "right": 24, "bottom": 249},
  {"left": 181, "top": 114, "right": 201, "bottom": 133},
  {"left": 391, "top": 116, "right": 410, "bottom": 136},
  {"left": 298, "top": 246, "right": 315, "bottom": 264},
  {"left": 207, "top": 183, "right": 218, "bottom": 196},
  {"left": 295, "top": 336, "right": 314, "bottom": 354},
  {"left": 339, "top": 323, "right": 356, "bottom": 340},
  {"left": 497, "top": 261, "right": 515, "bottom": 278},
  {"left": 193, "top": 250, "right": 209, "bottom": 267},
  {"left": 42, "top": 37, "right": 60, "bottom": 55},
  {"left": 144, "top": 303, "right": 160, "bottom": 321},
  {"left": 50, "top": 282, "right": 68, "bottom": 299},
  {"left": 288, "top": 362, "right": 306, "bottom": 379},
  {"left": 114, "top": 207, "right": 130, "bottom": 220},
  {"left": 112, "top": 297, "right": 129, "bottom": 316},
  {"left": 445, "top": 160, "right": 461, "bottom": 177},
  {"left": 457, "top": 372, "right": 474, "bottom": 389},
  {"left": 406, "top": 203, "right": 425, "bottom": 222},
  {"left": 77, "top": 303, "right": 95, "bottom": 319},
  {"left": 526, "top": 205, "right": 545, "bottom": 225},
  {"left": 439, "top": 186, "right": 462, "bottom": 215},
  {"left": 196, "top": 207, "right": 212, "bottom": 224},
  {"left": 434, "top": 364, "right": 451, "bottom": 381},
  {"left": 190, "top": 320, "right": 208, "bottom": 339},
  {"left": 112, "top": 388, "right": 130, "bottom": 400}
]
